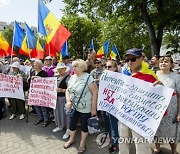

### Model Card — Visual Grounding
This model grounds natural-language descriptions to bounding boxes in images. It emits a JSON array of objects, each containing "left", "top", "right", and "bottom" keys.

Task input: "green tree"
[
  {"left": 61, "top": 14, "right": 102, "bottom": 58},
  {"left": 63, "top": 0, "right": 180, "bottom": 56}
]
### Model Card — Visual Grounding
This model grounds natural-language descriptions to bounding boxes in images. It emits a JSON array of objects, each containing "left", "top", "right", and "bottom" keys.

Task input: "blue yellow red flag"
[
  {"left": 96, "top": 40, "right": 110, "bottom": 58},
  {"left": 38, "top": 0, "right": 71, "bottom": 52}
]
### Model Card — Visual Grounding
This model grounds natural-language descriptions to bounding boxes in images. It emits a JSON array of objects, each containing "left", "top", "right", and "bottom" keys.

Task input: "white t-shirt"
[{"left": 67, "top": 73, "right": 94, "bottom": 113}]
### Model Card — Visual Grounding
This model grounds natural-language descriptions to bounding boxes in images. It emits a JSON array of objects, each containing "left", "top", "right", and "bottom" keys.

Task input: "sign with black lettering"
[{"left": 97, "top": 70, "right": 174, "bottom": 138}]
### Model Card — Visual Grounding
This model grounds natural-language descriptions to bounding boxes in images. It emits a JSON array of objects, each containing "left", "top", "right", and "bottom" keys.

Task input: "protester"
[
  {"left": 43, "top": 56, "right": 56, "bottom": 77},
  {"left": 90, "top": 58, "right": 104, "bottom": 87},
  {"left": 64, "top": 59, "right": 98, "bottom": 154},
  {"left": 153, "top": 54, "right": 180, "bottom": 154},
  {"left": 150, "top": 55, "right": 160, "bottom": 73},
  {"left": 33, "top": 60, "right": 49, "bottom": 127},
  {"left": 8, "top": 62, "right": 26, "bottom": 120},
  {"left": 52, "top": 62, "right": 71, "bottom": 140},
  {"left": 62, "top": 56, "right": 73, "bottom": 75},
  {"left": 104, "top": 60, "right": 119, "bottom": 153},
  {"left": 119, "top": 48, "right": 158, "bottom": 154}
]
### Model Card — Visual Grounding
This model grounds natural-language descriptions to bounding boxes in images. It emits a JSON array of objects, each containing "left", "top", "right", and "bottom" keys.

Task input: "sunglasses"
[
  {"left": 125, "top": 57, "right": 138, "bottom": 62},
  {"left": 106, "top": 65, "right": 113, "bottom": 69},
  {"left": 94, "top": 62, "right": 100, "bottom": 64}
]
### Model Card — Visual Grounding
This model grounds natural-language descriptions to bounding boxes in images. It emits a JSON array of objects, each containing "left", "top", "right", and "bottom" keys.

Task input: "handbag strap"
[{"left": 74, "top": 74, "right": 90, "bottom": 108}]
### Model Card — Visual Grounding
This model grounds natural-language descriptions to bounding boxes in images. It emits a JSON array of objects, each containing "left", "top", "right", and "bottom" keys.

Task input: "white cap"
[
  {"left": 10, "top": 62, "right": 20, "bottom": 68},
  {"left": 30, "top": 58, "right": 36, "bottom": 62},
  {"left": 45, "top": 56, "right": 52, "bottom": 60}
]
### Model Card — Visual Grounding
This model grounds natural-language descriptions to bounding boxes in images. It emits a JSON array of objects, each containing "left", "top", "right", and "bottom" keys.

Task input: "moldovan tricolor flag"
[
  {"left": 25, "top": 23, "right": 44, "bottom": 59},
  {"left": 13, "top": 21, "right": 31, "bottom": 56},
  {"left": 38, "top": 0, "right": 71, "bottom": 52},
  {"left": 96, "top": 40, "right": 110, "bottom": 58}
]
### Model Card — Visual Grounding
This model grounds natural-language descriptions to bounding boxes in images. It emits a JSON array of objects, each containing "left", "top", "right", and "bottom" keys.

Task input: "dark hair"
[{"left": 153, "top": 55, "right": 160, "bottom": 59}]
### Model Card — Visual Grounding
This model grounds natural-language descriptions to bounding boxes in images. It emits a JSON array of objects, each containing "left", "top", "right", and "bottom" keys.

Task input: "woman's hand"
[
  {"left": 153, "top": 80, "right": 164, "bottom": 86},
  {"left": 177, "top": 115, "right": 180, "bottom": 122},
  {"left": 91, "top": 110, "right": 97, "bottom": 117},
  {"left": 65, "top": 101, "right": 72, "bottom": 110}
]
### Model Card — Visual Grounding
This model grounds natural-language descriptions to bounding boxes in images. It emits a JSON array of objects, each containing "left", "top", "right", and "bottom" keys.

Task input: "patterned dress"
[{"left": 155, "top": 71, "right": 180, "bottom": 142}]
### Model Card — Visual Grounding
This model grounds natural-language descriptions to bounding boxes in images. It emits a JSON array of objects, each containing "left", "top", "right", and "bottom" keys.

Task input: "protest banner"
[
  {"left": 28, "top": 77, "right": 57, "bottom": 109},
  {"left": 97, "top": 70, "right": 174, "bottom": 139},
  {"left": 0, "top": 73, "right": 24, "bottom": 100}
]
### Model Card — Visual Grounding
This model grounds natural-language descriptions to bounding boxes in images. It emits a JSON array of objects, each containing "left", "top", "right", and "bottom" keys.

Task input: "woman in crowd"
[
  {"left": 64, "top": 59, "right": 98, "bottom": 154},
  {"left": 52, "top": 62, "right": 71, "bottom": 140},
  {"left": 102, "top": 60, "right": 119, "bottom": 153},
  {"left": 153, "top": 55, "right": 180, "bottom": 154},
  {"left": 9, "top": 62, "right": 26, "bottom": 120}
]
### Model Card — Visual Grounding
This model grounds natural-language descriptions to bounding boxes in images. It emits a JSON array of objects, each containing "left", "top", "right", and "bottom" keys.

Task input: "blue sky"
[{"left": 0, "top": 0, "right": 65, "bottom": 27}]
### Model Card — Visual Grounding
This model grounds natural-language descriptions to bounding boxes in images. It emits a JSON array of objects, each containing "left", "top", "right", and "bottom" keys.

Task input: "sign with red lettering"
[
  {"left": 0, "top": 74, "right": 24, "bottom": 100},
  {"left": 28, "top": 77, "right": 57, "bottom": 109},
  {"left": 97, "top": 70, "right": 174, "bottom": 139}
]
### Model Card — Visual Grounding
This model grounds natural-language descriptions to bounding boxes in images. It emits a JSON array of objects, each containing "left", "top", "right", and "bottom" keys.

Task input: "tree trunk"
[{"left": 140, "top": 1, "right": 161, "bottom": 56}]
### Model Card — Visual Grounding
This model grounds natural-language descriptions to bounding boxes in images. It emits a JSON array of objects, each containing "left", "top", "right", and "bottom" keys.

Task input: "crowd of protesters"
[{"left": 0, "top": 48, "right": 180, "bottom": 154}]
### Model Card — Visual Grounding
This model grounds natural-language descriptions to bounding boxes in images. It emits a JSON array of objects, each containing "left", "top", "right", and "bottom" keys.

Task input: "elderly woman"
[
  {"left": 64, "top": 59, "right": 98, "bottom": 153},
  {"left": 9, "top": 62, "right": 27, "bottom": 120},
  {"left": 153, "top": 55, "right": 180, "bottom": 154},
  {"left": 52, "top": 62, "right": 70, "bottom": 140}
]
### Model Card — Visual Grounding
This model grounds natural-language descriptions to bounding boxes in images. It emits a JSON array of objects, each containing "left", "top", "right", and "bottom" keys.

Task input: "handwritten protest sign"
[
  {"left": 0, "top": 73, "right": 24, "bottom": 100},
  {"left": 97, "top": 70, "right": 174, "bottom": 139},
  {"left": 28, "top": 77, "right": 57, "bottom": 109}
]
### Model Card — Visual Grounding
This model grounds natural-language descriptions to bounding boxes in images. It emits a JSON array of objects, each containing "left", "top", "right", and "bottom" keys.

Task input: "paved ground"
[{"left": 0, "top": 107, "right": 179, "bottom": 154}]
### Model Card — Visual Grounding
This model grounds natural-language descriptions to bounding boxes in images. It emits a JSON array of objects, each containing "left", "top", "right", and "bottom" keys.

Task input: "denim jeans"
[{"left": 109, "top": 114, "right": 119, "bottom": 146}]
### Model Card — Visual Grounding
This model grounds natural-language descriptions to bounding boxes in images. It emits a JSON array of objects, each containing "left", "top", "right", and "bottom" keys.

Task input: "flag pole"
[{"left": 11, "top": 21, "right": 16, "bottom": 64}]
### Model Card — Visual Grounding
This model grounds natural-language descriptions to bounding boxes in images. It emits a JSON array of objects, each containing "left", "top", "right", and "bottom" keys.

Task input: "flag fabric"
[
  {"left": 61, "top": 41, "right": 69, "bottom": 57},
  {"left": 13, "top": 21, "right": 31, "bottom": 56},
  {"left": 110, "top": 45, "right": 119, "bottom": 59},
  {"left": 90, "top": 39, "right": 94, "bottom": 51},
  {"left": 25, "top": 23, "right": 44, "bottom": 59},
  {"left": 96, "top": 40, "right": 110, "bottom": 58},
  {"left": 45, "top": 43, "right": 57, "bottom": 57},
  {"left": 38, "top": 0, "right": 71, "bottom": 52},
  {"left": 24, "top": 23, "right": 36, "bottom": 49},
  {"left": 0, "top": 33, "right": 16, "bottom": 57}
]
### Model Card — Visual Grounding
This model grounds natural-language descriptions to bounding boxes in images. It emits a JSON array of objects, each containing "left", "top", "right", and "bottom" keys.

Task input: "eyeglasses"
[
  {"left": 125, "top": 57, "right": 138, "bottom": 63},
  {"left": 94, "top": 62, "right": 100, "bottom": 64},
  {"left": 106, "top": 66, "right": 113, "bottom": 69}
]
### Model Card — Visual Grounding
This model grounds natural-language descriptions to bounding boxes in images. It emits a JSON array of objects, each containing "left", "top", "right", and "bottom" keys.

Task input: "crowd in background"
[{"left": 0, "top": 48, "right": 180, "bottom": 154}]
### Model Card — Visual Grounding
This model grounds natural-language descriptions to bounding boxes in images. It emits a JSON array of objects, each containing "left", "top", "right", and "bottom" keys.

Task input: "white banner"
[
  {"left": 97, "top": 70, "right": 174, "bottom": 138},
  {"left": 0, "top": 73, "right": 24, "bottom": 100},
  {"left": 28, "top": 77, "right": 57, "bottom": 109}
]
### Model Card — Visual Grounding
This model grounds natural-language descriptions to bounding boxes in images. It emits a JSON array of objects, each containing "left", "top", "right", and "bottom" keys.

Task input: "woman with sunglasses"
[
  {"left": 153, "top": 55, "right": 180, "bottom": 154},
  {"left": 102, "top": 60, "right": 119, "bottom": 153}
]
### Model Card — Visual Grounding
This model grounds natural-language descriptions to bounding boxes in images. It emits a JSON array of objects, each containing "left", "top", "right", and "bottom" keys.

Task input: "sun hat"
[
  {"left": 10, "top": 62, "right": 20, "bottom": 68},
  {"left": 53, "top": 62, "right": 67, "bottom": 72}
]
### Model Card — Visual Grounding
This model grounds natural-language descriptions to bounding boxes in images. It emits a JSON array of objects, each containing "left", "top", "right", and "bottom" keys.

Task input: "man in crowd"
[{"left": 119, "top": 48, "right": 158, "bottom": 154}]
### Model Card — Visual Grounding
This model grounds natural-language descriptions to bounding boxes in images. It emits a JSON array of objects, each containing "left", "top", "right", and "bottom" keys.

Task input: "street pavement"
[{"left": 0, "top": 107, "right": 179, "bottom": 154}]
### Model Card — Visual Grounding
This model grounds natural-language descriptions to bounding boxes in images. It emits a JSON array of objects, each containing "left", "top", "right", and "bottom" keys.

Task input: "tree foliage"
[
  {"left": 61, "top": 15, "right": 102, "bottom": 58},
  {"left": 63, "top": 0, "right": 180, "bottom": 56}
]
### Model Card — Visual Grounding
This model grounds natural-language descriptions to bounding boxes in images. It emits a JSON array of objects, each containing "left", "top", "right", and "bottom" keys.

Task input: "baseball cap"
[
  {"left": 125, "top": 48, "right": 142, "bottom": 57},
  {"left": 45, "top": 56, "right": 52, "bottom": 60}
]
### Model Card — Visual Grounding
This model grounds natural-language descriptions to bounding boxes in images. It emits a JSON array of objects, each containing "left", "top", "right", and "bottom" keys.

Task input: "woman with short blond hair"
[{"left": 64, "top": 59, "right": 98, "bottom": 153}]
